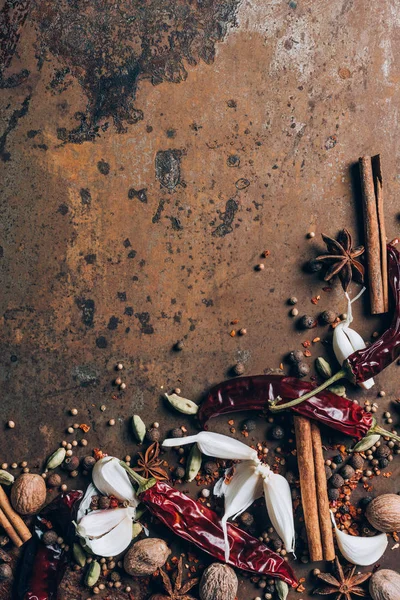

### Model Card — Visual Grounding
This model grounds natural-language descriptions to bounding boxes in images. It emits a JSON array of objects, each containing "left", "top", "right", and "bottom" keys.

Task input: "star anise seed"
[
  {"left": 315, "top": 228, "right": 365, "bottom": 291},
  {"left": 314, "top": 556, "right": 371, "bottom": 600},
  {"left": 133, "top": 442, "right": 169, "bottom": 481},
  {"left": 150, "top": 557, "right": 199, "bottom": 600}
]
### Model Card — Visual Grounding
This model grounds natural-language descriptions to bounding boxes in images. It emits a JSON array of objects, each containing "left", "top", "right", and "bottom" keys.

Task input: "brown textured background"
[{"left": 0, "top": 0, "right": 399, "bottom": 598}]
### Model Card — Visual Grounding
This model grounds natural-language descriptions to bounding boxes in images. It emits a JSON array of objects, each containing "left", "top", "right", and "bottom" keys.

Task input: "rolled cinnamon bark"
[
  {"left": 310, "top": 422, "right": 335, "bottom": 561},
  {"left": 294, "top": 415, "right": 323, "bottom": 561},
  {"left": 359, "top": 154, "right": 388, "bottom": 313},
  {"left": 0, "top": 507, "right": 23, "bottom": 547},
  {"left": 0, "top": 486, "right": 31, "bottom": 544}
]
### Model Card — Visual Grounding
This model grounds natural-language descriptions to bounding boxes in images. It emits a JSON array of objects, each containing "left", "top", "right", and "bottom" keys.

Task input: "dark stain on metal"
[
  {"left": 227, "top": 154, "right": 240, "bottom": 167},
  {"left": 235, "top": 178, "right": 250, "bottom": 190},
  {"left": 75, "top": 297, "right": 95, "bottom": 328},
  {"left": 135, "top": 312, "right": 154, "bottom": 334},
  {"left": 57, "top": 203, "right": 69, "bottom": 215},
  {"left": 107, "top": 316, "right": 120, "bottom": 330},
  {"left": 152, "top": 199, "right": 166, "bottom": 223},
  {"left": 128, "top": 250, "right": 137, "bottom": 259},
  {"left": 72, "top": 365, "right": 100, "bottom": 387},
  {"left": 80, "top": 188, "right": 92, "bottom": 205},
  {"left": 0, "top": 95, "right": 31, "bottom": 161},
  {"left": 0, "top": 0, "right": 32, "bottom": 75},
  {"left": 28, "top": 0, "right": 241, "bottom": 141},
  {"left": 128, "top": 187, "right": 148, "bottom": 203},
  {"left": 117, "top": 292, "right": 127, "bottom": 302},
  {"left": 97, "top": 159, "right": 110, "bottom": 175},
  {"left": 212, "top": 198, "right": 239, "bottom": 237},
  {"left": 95, "top": 336, "right": 108, "bottom": 348},
  {"left": 169, "top": 216, "right": 183, "bottom": 231},
  {"left": 155, "top": 149, "right": 183, "bottom": 190}
]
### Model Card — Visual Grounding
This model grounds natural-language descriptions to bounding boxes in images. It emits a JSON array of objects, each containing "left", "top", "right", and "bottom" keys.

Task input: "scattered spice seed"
[
  {"left": 108, "top": 419, "right": 116, "bottom": 426},
  {"left": 117, "top": 363, "right": 123, "bottom": 370},
  {"left": 300, "top": 315, "right": 317, "bottom": 329},
  {"left": 239, "top": 328, "right": 247, "bottom": 335},
  {"left": 307, "top": 232, "right": 315, "bottom": 238},
  {"left": 70, "top": 408, "right": 78, "bottom": 416},
  {"left": 233, "top": 362, "right": 245, "bottom": 375},
  {"left": 7, "top": 421, "right": 15, "bottom": 429},
  {"left": 115, "top": 377, "right": 122, "bottom": 386},
  {"left": 290, "top": 308, "right": 299, "bottom": 317},
  {"left": 289, "top": 297, "right": 298, "bottom": 305}
]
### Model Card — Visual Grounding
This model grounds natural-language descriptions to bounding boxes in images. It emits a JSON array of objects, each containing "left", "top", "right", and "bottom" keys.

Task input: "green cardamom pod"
[
  {"left": 132, "top": 522, "right": 143, "bottom": 540},
  {"left": 73, "top": 543, "right": 87, "bottom": 567},
  {"left": 85, "top": 560, "right": 101, "bottom": 587},
  {"left": 46, "top": 447, "right": 66, "bottom": 470},
  {"left": 186, "top": 444, "right": 202, "bottom": 482},
  {"left": 0, "top": 470, "right": 14, "bottom": 486},
  {"left": 315, "top": 357, "right": 332, "bottom": 379},
  {"left": 165, "top": 392, "right": 199, "bottom": 415},
  {"left": 276, "top": 579, "right": 289, "bottom": 600},
  {"left": 352, "top": 433, "right": 381, "bottom": 452},
  {"left": 327, "top": 384, "right": 346, "bottom": 397},
  {"left": 131, "top": 415, "right": 146, "bottom": 443}
]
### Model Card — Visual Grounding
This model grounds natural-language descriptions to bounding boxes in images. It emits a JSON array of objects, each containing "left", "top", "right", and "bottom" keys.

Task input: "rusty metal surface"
[{"left": 0, "top": 0, "right": 400, "bottom": 597}]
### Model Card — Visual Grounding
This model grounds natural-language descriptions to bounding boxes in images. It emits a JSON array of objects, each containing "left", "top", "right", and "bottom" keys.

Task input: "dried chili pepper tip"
[{"left": 300, "top": 315, "right": 317, "bottom": 329}]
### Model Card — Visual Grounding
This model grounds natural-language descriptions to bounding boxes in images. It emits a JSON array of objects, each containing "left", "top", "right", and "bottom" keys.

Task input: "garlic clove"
[
  {"left": 77, "top": 483, "right": 99, "bottom": 523},
  {"left": 330, "top": 511, "right": 387, "bottom": 565},
  {"left": 92, "top": 457, "right": 138, "bottom": 505},
  {"left": 81, "top": 514, "right": 134, "bottom": 557},
  {"left": 214, "top": 462, "right": 263, "bottom": 562},
  {"left": 262, "top": 472, "right": 295, "bottom": 553},
  {"left": 163, "top": 431, "right": 258, "bottom": 462},
  {"left": 77, "top": 507, "right": 136, "bottom": 539}
]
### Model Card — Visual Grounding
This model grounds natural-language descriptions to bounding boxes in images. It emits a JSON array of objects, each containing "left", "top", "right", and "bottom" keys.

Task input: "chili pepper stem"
[
  {"left": 370, "top": 425, "right": 400, "bottom": 444},
  {"left": 269, "top": 369, "right": 348, "bottom": 412},
  {"left": 120, "top": 461, "right": 157, "bottom": 494}
]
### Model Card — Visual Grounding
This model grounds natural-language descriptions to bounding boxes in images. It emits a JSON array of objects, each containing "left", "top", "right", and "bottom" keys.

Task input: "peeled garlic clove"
[
  {"left": 92, "top": 456, "right": 138, "bottom": 505},
  {"left": 77, "top": 507, "right": 136, "bottom": 538},
  {"left": 163, "top": 431, "right": 258, "bottom": 461},
  {"left": 262, "top": 471, "right": 295, "bottom": 553},
  {"left": 330, "top": 511, "right": 387, "bottom": 565},
  {"left": 81, "top": 515, "right": 134, "bottom": 557},
  {"left": 214, "top": 462, "right": 263, "bottom": 562}
]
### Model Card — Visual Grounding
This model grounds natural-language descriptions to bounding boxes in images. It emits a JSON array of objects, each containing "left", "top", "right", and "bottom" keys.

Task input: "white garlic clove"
[
  {"left": 331, "top": 511, "right": 387, "bottom": 565},
  {"left": 262, "top": 471, "right": 295, "bottom": 553},
  {"left": 163, "top": 431, "right": 258, "bottom": 462},
  {"left": 92, "top": 456, "right": 138, "bottom": 505}
]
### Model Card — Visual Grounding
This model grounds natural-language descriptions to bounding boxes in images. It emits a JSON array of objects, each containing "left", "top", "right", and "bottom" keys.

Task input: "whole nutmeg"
[
  {"left": 11, "top": 473, "right": 46, "bottom": 515},
  {"left": 366, "top": 494, "right": 400, "bottom": 532},
  {"left": 294, "top": 362, "right": 310, "bottom": 378},
  {"left": 0, "top": 564, "right": 12, "bottom": 580},
  {"left": 369, "top": 569, "right": 400, "bottom": 600},
  {"left": 47, "top": 473, "right": 61, "bottom": 488},
  {"left": 42, "top": 530, "right": 58, "bottom": 546},
  {"left": 288, "top": 350, "right": 304, "bottom": 364},
  {"left": 63, "top": 456, "right": 80, "bottom": 472},
  {"left": 340, "top": 464, "right": 355, "bottom": 480},
  {"left": 330, "top": 473, "right": 344, "bottom": 489},
  {"left": 199, "top": 563, "right": 238, "bottom": 600},
  {"left": 124, "top": 538, "right": 170, "bottom": 576},
  {"left": 349, "top": 453, "right": 365, "bottom": 470}
]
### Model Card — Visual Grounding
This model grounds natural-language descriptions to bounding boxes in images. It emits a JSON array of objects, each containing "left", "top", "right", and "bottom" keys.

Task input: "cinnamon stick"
[
  {"left": 310, "top": 422, "right": 335, "bottom": 561},
  {"left": 359, "top": 154, "right": 388, "bottom": 313},
  {"left": 0, "top": 507, "right": 23, "bottom": 548},
  {"left": 0, "top": 486, "right": 31, "bottom": 544},
  {"left": 294, "top": 415, "right": 323, "bottom": 561}
]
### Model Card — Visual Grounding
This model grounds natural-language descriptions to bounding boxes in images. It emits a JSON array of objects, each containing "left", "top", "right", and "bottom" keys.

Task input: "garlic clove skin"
[
  {"left": 262, "top": 470, "right": 295, "bottom": 553},
  {"left": 92, "top": 456, "right": 138, "bottom": 505},
  {"left": 163, "top": 431, "right": 258, "bottom": 462},
  {"left": 214, "top": 462, "right": 263, "bottom": 562},
  {"left": 369, "top": 569, "right": 400, "bottom": 600},
  {"left": 331, "top": 511, "right": 387, "bottom": 565}
]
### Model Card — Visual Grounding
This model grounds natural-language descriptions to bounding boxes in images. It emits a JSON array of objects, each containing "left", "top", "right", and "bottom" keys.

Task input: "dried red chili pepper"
[
  {"left": 272, "top": 244, "right": 400, "bottom": 412},
  {"left": 198, "top": 375, "right": 399, "bottom": 442},
  {"left": 139, "top": 480, "right": 297, "bottom": 587},
  {"left": 16, "top": 490, "right": 82, "bottom": 600}
]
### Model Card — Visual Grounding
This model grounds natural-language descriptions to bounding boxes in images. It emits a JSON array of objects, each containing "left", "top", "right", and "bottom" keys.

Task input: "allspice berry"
[
  {"left": 145, "top": 428, "right": 161, "bottom": 443},
  {"left": 340, "top": 464, "right": 355, "bottom": 480},
  {"left": 124, "top": 538, "right": 171, "bottom": 576},
  {"left": 330, "top": 473, "right": 344, "bottom": 489},
  {"left": 349, "top": 454, "right": 364, "bottom": 470},
  {"left": 240, "top": 511, "right": 254, "bottom": 527},
  {"left": 300, "top": 315, "right": 317, "bottom": 329},
  {"left": 199, "top": 563, "right": 238, "bottom": 600},
  {"left": 82, "top": 456, "right": 96, "bottom": 471},
  {"left": 288, "top": 350, "right": 304, "bottom": 364},
  {"left": 170, "top": 427, "right": 183, "bottom": 439},
  {"left": 42, "top": 530, "right": 59, "bottom": 546},
  {"left": 294, "top": 362, "right": 310, "bottom": 378},
  {"left": 174, "top": 466, "right": 185, "bottom": 480},
  {"left": 0, "top": 564, "right": 12, "bottom": 580},
  {"left": 320, "top": 310, "right": 337, "bottom": 324},
  {"left": 47, "top": 473, "right": 62, "bottom": 488},
  {"left": 204, "top": 461, "right": 218, "bottom": 475},
  {"left": 63, "top": 456, "right": 80, "bottom": 472}
]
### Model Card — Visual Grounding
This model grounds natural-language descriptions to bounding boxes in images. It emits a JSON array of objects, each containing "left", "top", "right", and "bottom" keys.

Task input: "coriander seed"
[
  {"left": 109, "top": 419, "right": 116, "bottom": 426},
  {"left": 290, "top": 308, "right": 299, "bottom": 316},
  {"left": 70, "top": 408, "right": 78, "bottom": 416},
  {"left": 67, "top": 427, "right": 74, "bottom": 434},
  {"left": 120, "top": 382, "right": 126, "bottom": 390},
  {"left": 7, "top": 421, "right": 15, "bottom": 429},
  {"left": 117, "top": 363, "right": 123, "bottom": 370},
  {"left": 115, "top": 377, "right": 122, "bottom": 386}
]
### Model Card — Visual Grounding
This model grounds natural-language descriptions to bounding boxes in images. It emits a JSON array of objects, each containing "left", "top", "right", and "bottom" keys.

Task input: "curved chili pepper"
[
  {"left": 198, "top": 374, "right": 373, "bottom": 439},
  {"left": 16, "top": 490, "right": 82, "bottom": 600},
  {"left": 271, "top": 244, "right": 400, "bottom": 411},
  {"left": 140, "top": 481, "right": 297, "bottom": 587}
]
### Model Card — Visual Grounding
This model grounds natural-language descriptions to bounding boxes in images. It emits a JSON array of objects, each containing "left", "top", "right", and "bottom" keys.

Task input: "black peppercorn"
[
  {"left": 324, "top": 465, "right": 332, "bottom": 479},
  {"left": 42, "top": 530, "right": 59, "bottom": 546},
  {"left": 362, "top": 523, "right": 378, "bottom": 537},
  {"left": 332, "top": 454, "right": 344, "bottom": 465},
  {"left": 90, "top": 495, "right": 100, "bottom": 510},
  {"left": 349, "top": 454, "right": 364, "bottom": 470},
  {"left": 271, "top": 537, "right": 283, "bottom": 551},
  {"left": 174, "top": 340, "right": 184, "bottom": 351},
  {"left": 294, "top": 362, "right": 310, "bottom": 378},
  {"left": 375, "top": 444, "right": 390, "bottom": 458},
  {"left": 300, "top": 315, "right": 317, "bottom": 329},
  {"left": 271, "top": 425, "right": 285, "bottom": 440},
  {"left": 63, "top": 456, "right": 80, "bottom": 472},
  {"left": 170, "top": 427, "right": 184, "bottom": 439},
  {"left": 319, "top": 310, "right": 337, "bottom": 325},
  {"left": 359, "top": 496, "right": 373, "bottom": 508},
  {"left": 242, "top": 419, "right": 257, "bottom": 432},
  {"left": 98, "top": 496, "right": 111, "bottom": 510},
  {"left": 110, "top": 572, "right": 121, "bottom": 582},
  {"left": 174, "top": 466, "right": 185, "bottom": 480},
  {"left": 145, "top": 428, "right": 161, "bottom": 443},
  {"left": 81, "top": 456, "right": 96, "bottom": 471},
  {"left": 239, "top": 511, "right": 254, "bottom": 527},
  {"left": 287, "top": 350, "right": 304, "bottom": 364},
  {"left": 0, "top": 564, "right": 12, "bottom": 580},
  {"left": 340, "top": 465, "right": 355, "bottom": 480},
  {"left": 379, "top": 457, "right": 389, "bottom": 469},
  {"left": 328, "top": 488, "right": 340, "bottom": 501},
  {"left": 203, "top": 461, "right": 218, "bottom": 475},
  {"left": 306, "top": 259, "right": 323, "bottom": 273},
  {"left": 233, "top": 362, "right": 245, "bottom": 376},
  {"left": 330, "top": 473, "right": 344, "bottom": 489}
]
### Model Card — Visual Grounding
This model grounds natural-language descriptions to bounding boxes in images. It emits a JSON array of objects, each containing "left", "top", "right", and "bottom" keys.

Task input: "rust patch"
[{"left": 28, "top": 0, "right": 241, "bottom": 142}]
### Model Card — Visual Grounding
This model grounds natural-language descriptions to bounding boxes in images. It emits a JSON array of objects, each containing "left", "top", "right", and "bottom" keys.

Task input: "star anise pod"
[
  {"left": 132, "top": 442, "right": 169, "bottom": 481},
  {"left": 314, "top": 556, "right": 371, "bottom": 599},
  {"left": 151, "top": 557, "right": 199, "bottom": 600},
  {"left": 315, "top": 228, "right": 364, "bottom": 291}
]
